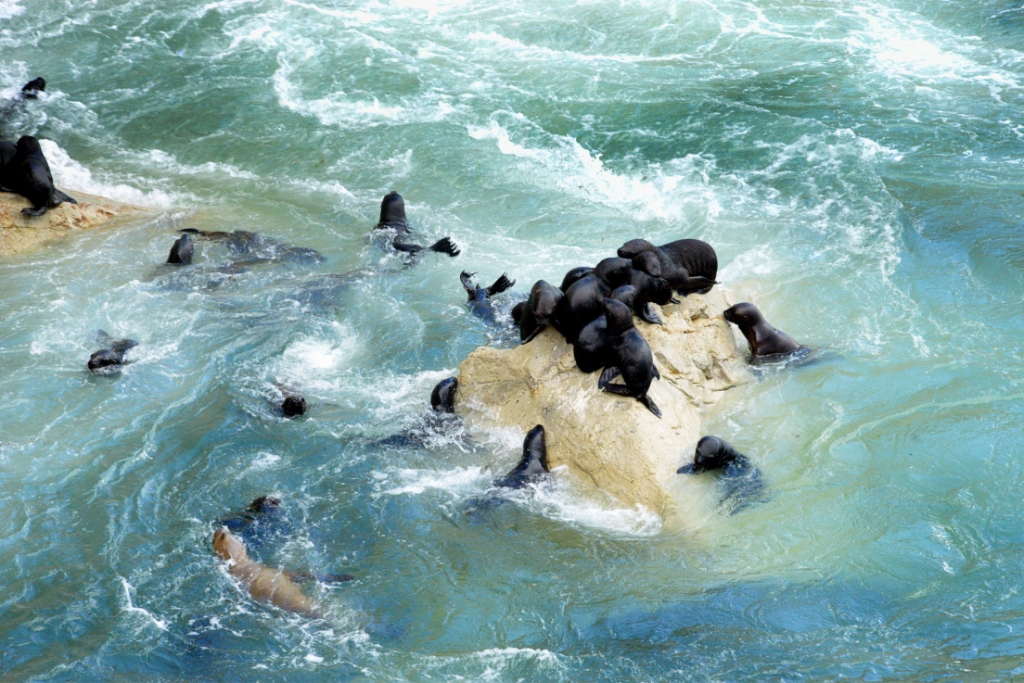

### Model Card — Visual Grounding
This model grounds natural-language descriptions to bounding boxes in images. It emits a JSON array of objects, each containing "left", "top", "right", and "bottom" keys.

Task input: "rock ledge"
[{"left": 0, "top": 191, "right": 139, "bottom": 257}]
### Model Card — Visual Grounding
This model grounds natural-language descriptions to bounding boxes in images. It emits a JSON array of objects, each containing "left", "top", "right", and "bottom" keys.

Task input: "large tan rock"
[
  {"left": 455, "top": 288, "right": 751, "bottom": 517},
  {"left": 0, "top": 191, "right": 139, "bottom": 257}
]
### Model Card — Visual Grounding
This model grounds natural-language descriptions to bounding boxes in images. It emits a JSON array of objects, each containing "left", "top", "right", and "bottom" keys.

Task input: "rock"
[
  {"left": 0, "top": 190, "right": 139, "bottom": 257},
  {"left": 454, "top": 287, "right": 751, "bottom": 517}
]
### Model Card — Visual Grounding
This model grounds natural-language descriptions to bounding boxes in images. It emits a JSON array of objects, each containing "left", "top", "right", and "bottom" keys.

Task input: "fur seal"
[
  {"left": 625, "top": 267, "right": 673, "bottom": 325},
  {"left": 0, "top": 140, "right": 16, "bottom": 190},
  {"left": 573, "top": 286, "right": 636, "bottom": 373},
  {"left": 281, "top": 395, "right": 307, "bottom": 418},
  {"left": 87, "top": 331, "right": 138, "bottom": 373},
  {"left": 597, "top": 298, "right": 662, "bottom": 417},
  {"left": 723, "top": 302, "right": 804, "bottom": 361},
  {"left": 375, "top": 191, "right": 460, "bottom": 257},
  {"left": 20, "top": 78, "right": 45, "bottom": 100},
  {"left": 6, "top": 136, "right": 77, "bottom": 216},
  {"left": 559, "top": 266, "right": 593, "bottom": 293},
  {"left": 618, "top": 238, "right": 717, "bottom": 295},
  {"left": 555, "top": 257, "right": 633, "bottom": 342},
  {"left": 179, "top": 229, "right": 324, "bottom": 265},
  {"left": 494, "top": 425, "right": 549, "bottom": 488},
  {"left": 518, "top": 280, "right": 563, "bottom": 343},
  {"left": 460, "top": 271, "right": 515, "bottom": 324},
  {"left": 677, "top": 436, "right": 765, "bottom": 513},
  {"left": 216, "top": 495, "right": 287, "bottom": 551},
  {"left": 431, "top": 377, "right": 458, "bottom": 413},
  {"left": 166, "top": 233, "right": 194, "bottom": 265}
]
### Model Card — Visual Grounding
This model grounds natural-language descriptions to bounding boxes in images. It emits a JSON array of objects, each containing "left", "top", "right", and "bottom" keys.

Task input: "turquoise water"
[{"left": 3, "top": 0, "right": 1024, "bottom": 679}]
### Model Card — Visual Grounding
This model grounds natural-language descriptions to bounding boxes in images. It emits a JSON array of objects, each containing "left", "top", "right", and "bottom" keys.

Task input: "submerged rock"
[
  {"left": 0, "top": 190, "right": 138, "bottom": 257},
  {"left": 454, "top": 288, "right": 751, "bottom": 517}
]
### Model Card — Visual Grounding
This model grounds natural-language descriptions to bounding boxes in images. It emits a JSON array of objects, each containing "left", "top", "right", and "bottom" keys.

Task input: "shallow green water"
[{"left": 3, "top": 0, "right": 1024, "bottom": 680}]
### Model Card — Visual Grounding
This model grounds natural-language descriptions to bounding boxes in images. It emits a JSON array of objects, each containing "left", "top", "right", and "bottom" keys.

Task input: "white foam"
[
  {"left": 380, "top": 466, "right": 488, "bottom": 496},
  {"left": 120, "top": 577, "right": 168, "bottom": 631},
  {"left": 38, "top": 140, "right": 177, "bottom": 208},
  {"left": 527, "top": 476, "right": 664, "bottom": 537},
  {"left": 277, "top": 325, "right": 360, "bottom": 390},
  {"left": 0, "top": 0, "right": 23, "bottom": 20}
]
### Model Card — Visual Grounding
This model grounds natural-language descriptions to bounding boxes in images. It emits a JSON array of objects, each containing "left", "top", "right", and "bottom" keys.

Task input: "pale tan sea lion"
[{"left": 212, "top": 527, "right": 322, "bottom": 618}]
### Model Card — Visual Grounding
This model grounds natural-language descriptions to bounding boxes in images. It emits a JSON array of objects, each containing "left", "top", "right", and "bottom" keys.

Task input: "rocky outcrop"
[
  {"left": 0, "top": 191, "right": 139, "bottom": 257},
  {"left": 455, "top": 287, "right": 751, "bottom": 517}
]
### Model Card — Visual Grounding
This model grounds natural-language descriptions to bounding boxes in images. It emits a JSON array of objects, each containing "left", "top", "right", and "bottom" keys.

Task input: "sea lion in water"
[
  {"left": 216, "top": 495, "right": 287, "bottom": 551},
  {"left": 20, "top": 78, "right": 45, "bottom": 100},
  {"left": 430, "top": 377, "right": 458, "bottom": 413},
  {"left": 166, "top": 233, "right": 194, "bottom": 265},
  {"left": 518, "top": 280, "right": 563, "bottom": 344},
  {"left": 375, "top": 191, "right": 460, "bottom": 258},
  {"left": 573, "top": 286, "right": 636, "bottom": 373},
  {"left": 213, "top": 528, "right": 340, "bottom": 619},
  {"left": 723, "top": 302, "right": 804, "bottom": 361},
  {"left": 87, "top": 332, "right": 138, "bottom": 373},
  {"left": 597, "top": 298, "right": 662, "bottom": 417},
  {"left": 677, "top": 436, "right": 765, "bottom": 513},
  {"left": 6, "top": 136, "right": 77, "bottom": 216},
  {"left": 493, "top": 425, "right": 549, "bottom": 489},
  {"left": 618, "top": 238, "right": 717, "bottom": 295},
  {"left": 460, "top": 271, "right": 515, "bottom": 324},
  {"left": 179, "top": 229, "right": 324, "bottom": 265},
  {"left": 555, "top": 257, "right": 633, "bottom": 342},
  {"left": 281, "top": 395, "right": 307, "bottom": 418}
]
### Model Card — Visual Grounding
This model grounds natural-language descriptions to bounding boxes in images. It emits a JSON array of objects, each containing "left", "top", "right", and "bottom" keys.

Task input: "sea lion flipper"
[
  {"left": 639, "top": 303, "right": 662, "bottom": 325},
  {"left": 428, "top": 237, "right": 460, "bottom": 257},
  {"left": 669, "top": 296, "right": 680, "bottom": 304},
  {"left": 521, "top": 324, "right": 546, "bottom": 344},
  {"left": 392, "top": 241, "right": 423, "bottom": 254},
  {"left": 653, "top": 365, "right": 661, "bottom": 380},
  {"left": 53, "top": 189, "right": 77, "bottom": 206},
  {"left": 639, "top": 395, "right": 662, "bottom": 418},
  {"left": 21, "top": 205, "right": 47, "bottom": 216},
  {"left": 598, "top": 366, "right": 622, "bottom": 389},
  {"left": 486, "top": 273, "right": 515, "bottom": 297}
]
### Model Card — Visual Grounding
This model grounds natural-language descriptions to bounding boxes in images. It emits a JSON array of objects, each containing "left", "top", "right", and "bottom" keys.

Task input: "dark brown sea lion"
[
  {"left": 555, "top": 257, "right": 633, "bottom": 342},
  {"left": 518, "top": 280, "right": 563, "bottom": 343},
  {"left": 597, "top": 299, "right": 661, "bottom": 417},
  {"left": 430, "top": 377, "right": 458, "bottom": 413},
  {"left": 166, "top": 232, "right": 194, "bottom": 265},
  {"left": 87, "top": 332, "right": 138, "bottom": 373},
  {"left": 573, "top": 286, "right": 636, "bottom": 373},
  {"left": 559, "top": 266, "right": 593, "bottom": 293},
  {"left": 493, "top": 425, "right": 549, "bottom": 489},
  {"left": 618, "top": 238, "right": 717, "bottom": 295},
  {"left": 677, "top": 436, "right": 766, "bottom": 513},
  {"left": 375, "top": 191, "right": 459, "bottom": 257},
  {"left": 7, "top": 136, "right": 76, "bottom": 216},
  {"left": 723, "top": 302, "right": 804, "bottom": 361},
  {"left": 460, "top": 271, "right": 515, "bottom": 324}
]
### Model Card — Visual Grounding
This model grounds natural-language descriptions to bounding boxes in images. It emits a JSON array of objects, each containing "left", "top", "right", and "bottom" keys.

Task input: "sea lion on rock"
[
  {"left": 573, "top": 286, "right": 636, "bottom": 373},
  {"left": 494, "top": 425, "right": 549, "bottom": 489},
  {"left": 625, "top": 268, "right": 673, "bottom": 325},
  {"left": 375, "top": 191, "right": 460, "bottom": 258},
  {"left": 618, "top": 238, "right": 717, "bottom": 295},
  {"left": 559, "top": 266, "right": 593, "bottom": 293},
  {"left": 7, "top": 136, "right": 77, "bottom": 216},
  {"left": 460, "top": 271, "right": 515, "bottom": 324},
  {"left": 555, "top": 257, "right": 633, "bottom": 342},
  {"left": 677, "top": 436, "right": 765, "bottom": 513},
  {"left": 723, "top": 302, "right": 804, "bottom": 362},
  {"left": 0, "top": 140, "right": 16, "bottom": 190},
  {"left": 431, "top": 377, "right": 458, "bottom": 413},
  {"left": 518, "top": 280, "right": 563, "bottom": 344},
  {"left": 87, "top": 332, "right": 138, "bottom": 373},
  {"left": 166, "top": 232, "right": 194, "bottom": 265},
  {"left": 597, "top": 299, "right": 662, "bottom": 417}
]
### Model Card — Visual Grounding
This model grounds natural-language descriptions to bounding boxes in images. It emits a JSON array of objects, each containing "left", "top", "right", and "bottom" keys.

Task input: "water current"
[{"left": 3, "top": 0, "right": 1024, "bottom": 680}]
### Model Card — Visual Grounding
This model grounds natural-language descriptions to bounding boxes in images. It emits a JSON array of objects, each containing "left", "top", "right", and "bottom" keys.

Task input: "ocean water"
[{"left": 2, "top": 0, "right": 1024, "bottom": 680}]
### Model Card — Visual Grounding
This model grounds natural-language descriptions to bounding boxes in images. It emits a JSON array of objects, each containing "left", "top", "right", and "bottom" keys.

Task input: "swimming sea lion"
[
  {"left": 573, "top": 286, "right": 636, "bottom": 373},
  {"left": 166, "top": 233, "right": 194, "bottom": 265},
  {"left": 212, "top": 528, "right": 323, "bottom": 618},
  {"left": 518, "top": 280, "right": 563, "bottom": 343},
  {"left": 20, "top": 78, "right": 45, "bottom": 100},
  {"left": 180, "top": 229, "right": 325, "bottom": 265},
  {"left": 281, "top": 395, "right": 307, "bottom": 418},
  {"left": 555, "top": 257, "right": 633, "bottom": 342},
  {"left": 7, "top": 136, "right": 77, "bottom": 216},
  {"left": 460, "top": 271, "right": 515, "bottom": 324},
  {"left": 87, "top": 332, "right": 138, "bottom": 373},
  {"left": 597, "top": 299, "right": 662, "bottom": 417},
  {"left": 216, "top": 495, "right": 287, "bottom": 551},
  {"left": 431, "top": 377, "right": 458, "bottom": 413},
  {"left": 618, "top": 238, "right": 717, "bottom": 295},
  {"left": 375, "top": 191, "right": 460, "bottom": 257},
  {"left": 559, "top": 266, "right": 593, "bottom": 293},
  {"left": 494, "top": 425, "right": 549, "bottom": 488},
  {"left": 723, "top": 302, "right": 804, "bottom": 361},
  {"left": 676, "top": 436, "right": 765, "bottom": 513}
]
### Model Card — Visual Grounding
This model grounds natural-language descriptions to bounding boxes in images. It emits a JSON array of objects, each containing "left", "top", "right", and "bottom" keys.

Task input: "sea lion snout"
[{"left": 212, "top": 527, "right": 248, "bottom": 562}]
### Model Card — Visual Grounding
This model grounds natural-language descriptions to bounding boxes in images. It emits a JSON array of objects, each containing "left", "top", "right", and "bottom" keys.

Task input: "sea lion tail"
[
  {"left": 428, "top": 237, "right": 460, "bottom": 257},
  {"left": 486, "top": 273, "right": 515, "bottom": 297},
  {"left": 52, "top": 189, "right": 77, "bottom": 206}
]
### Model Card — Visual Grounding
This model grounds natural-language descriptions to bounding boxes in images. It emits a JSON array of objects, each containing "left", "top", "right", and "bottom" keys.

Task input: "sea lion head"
[
  {"left": 378, "top": 191, "right": 407, "bottom": 227},
  {"left": 21, "top": 77, "right": 45, "bottom": 99},
  {"left": 632, "top": 269, "right": 673, "bottom": 306},
  {"left": 531, "top": 280, "right": 561, "bottom": 323},
  {"left": 246, "top": 495, "right": 281, "bottom": 513},
  {"left": 281, "top": 395, "right": 307, "bottom": 417},
  {"left": 617, "top": 238, "right": 657, "bottom": 261},
  {"left": 594, "top": 257, "right": 633, "bottom": 288},
  {"left": 430, "top": 377, "right": 458, "bottom": 413},
  {"left": 723, "top": 302, "right": 764, "bottom": 327},
  {"left": 523, "top": 424, "right": 548, "bottom": 471},
  {"left": 603, "top": 298, "right": 634, "bottom": 335},
  {"left": 677, "top": 436, "right": 736, "bottom": 474},
  {"left": 213, "top": 527, "right": 249, "bottom": 563},
  {"left": 15, "top": 135, "right": 42, "bottom": 157},
  {"left": 87, "top": 349, "right": 122, "bottom": 372},
  {"left": 632, "top": 251, "right": 662, "bottom": 278}
]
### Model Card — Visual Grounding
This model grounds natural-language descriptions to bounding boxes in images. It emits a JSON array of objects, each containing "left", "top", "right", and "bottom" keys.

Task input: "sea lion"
[
  {"left": 166, "top": 233, "right": 194, "bottom": 265},
  {"left": 430, "top": 377, "right": 458, "bottom": 413},
  {"left": 20, "top": 78, "right": 45, "bottom": 100},
  {"left": 518, "top": 280, "right": 563, "bottom": 344},
  {"left": 573, "top": 286, "right": 636, "bottom": 373},
  {"left": 597, "top": 299, "right": 662, "bottom": 417},
  {"left": 179, "top": 229, "right": 324, "bottom": 265},
  {"left": 625, "top": 268, "right": 673, "bottom": 325},
  {"left": 723, "top": 302, "right": 804, "bottom": 361},
  {"left": 677, "top": 436, "right": 765, "bottom": 513},
  {"left": 281, "top": 395, "right": 307, "bottom": 418},
  {"left": 87, "top": 331, "right": 138, "bottom": 373},
  {"left": 493, "top": 425, "right": 549, "bottom": 488},
  {"left": 618, "top": 238, "right": 717, "bottom": 295},
  {"left": 460, "top": 271, "right": 515, "bottom": 324},
  {"left": 555, "top": 257, "right": 633, "bottom": 342},
  {"left": 375, "top": 191, "right": 460, "bottom": 258},
  {"left": 559, "top": 266, "right": 593, "bottom": 293},
  {"left": 6, "top": 136, "right": 77, "bottom": 216},
  {"left": 216, "top": 495, "right": 287, "bottom": 551},
  {"left": 213, "top": 528, "right": 326, "bottom": 618},
  {"left": 0, "top": 140, "right": 16, "bottom": 190}
]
